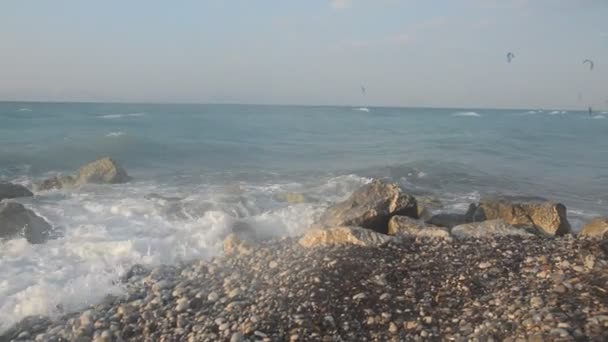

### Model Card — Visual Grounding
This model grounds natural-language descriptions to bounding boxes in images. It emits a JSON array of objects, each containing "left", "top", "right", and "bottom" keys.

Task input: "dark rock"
[
  {"left": 37, "top": 157, "right": 129, "bottom": 190},
  {"left": 0, "top": 182, "right": 33, "bottom": 201},
  {"left": 0, "top": 201, "right": 54, "bottom": 244},
  {"left": 426, "top": 213, "right": 466, "bottom": 228}
]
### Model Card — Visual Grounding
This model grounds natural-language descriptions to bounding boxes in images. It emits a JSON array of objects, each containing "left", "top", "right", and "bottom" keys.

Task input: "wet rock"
[
  {"left": 298, "top": 226, "right": 393, "bottom": 248},
  {"left": 465, "top": 199, "right": 571, "bottom": 236},
  {"left": 388, "top": 216, "right": 450, "bottom": 239},
  {"left": 315, "top": 180, "right": 418, "bottom": 234},
  {"left": 580, "top": 218, "right": 608, "bottom": 239},
  {"left": 451, "top": 219, "right": 535, "bottom": 239},
  {"left": 0, "top": 201, "right": 54, "bottom": 243},
  {"left": 0, "top": 182, "right": 33, "bottom": 201},
  {"left": 37, "top": 157, "right": 129, "bottom": 190},
  {"left": 426, "top": 213, "right": 466, "bottom": 228}
]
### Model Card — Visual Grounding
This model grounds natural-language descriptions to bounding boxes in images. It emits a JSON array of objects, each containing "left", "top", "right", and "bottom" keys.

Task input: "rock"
[
  {"left": 415, "top": 196, "right": 443, "bottom": 221},
  {"left": 298, "top": 226, "right": 393, "bottom": 248},
  {"left": 37, "top": 175, "right": 75, "bottom": 191},
  {"left": 37, "top": 157, "right": 129, "bottom": 190},
  {"left": 451, "top": 219, "right": 534, "bottom": 239},
  {"left": 223, "top": 233, "right": 253, "bottom": 256},
  {"left": 387, "top": 216, "right": 450, "bottom": 239},
  {"left": 316, "top": 180, "right": 418, "bottom": 234},
  {"left": 273, "top": 192, "right": 313, "bottom": 204},
  {"left": 426, "top": 213, "right": 466, "bottom": 229},
  {"left": 0, "top": 201, "right": 54, "bottom": 244},
  {"left": 73, "top": 157, "right": 129, "bottom": 186},
  {"left": 465, "top": 199, "right": 571, "bottom": 236},
  {"left": 580, "top": 218, "right": 608, "bottom": 239},
  {"left": 0, "top": 182, "right": 33, "bottom": 201},
  {"left": 230, "top": 332, "right": 245, "bottom": 342}
]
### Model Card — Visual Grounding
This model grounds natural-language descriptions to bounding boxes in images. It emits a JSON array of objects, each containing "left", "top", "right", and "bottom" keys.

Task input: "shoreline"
[{"left": 2, "top": 236, "right": 607, "bottom": 341}]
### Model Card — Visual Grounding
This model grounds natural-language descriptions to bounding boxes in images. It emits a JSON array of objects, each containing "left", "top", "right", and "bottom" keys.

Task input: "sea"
[{"left": 1, "top": 102, "right": 607, "bottom": 330}]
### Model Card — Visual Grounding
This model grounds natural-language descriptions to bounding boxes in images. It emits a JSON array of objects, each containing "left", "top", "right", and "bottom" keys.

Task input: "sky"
[{"left": 1, "top": 0, "right": 607, "bottom": 109}]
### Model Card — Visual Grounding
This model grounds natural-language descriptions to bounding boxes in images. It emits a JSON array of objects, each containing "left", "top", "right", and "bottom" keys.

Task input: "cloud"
[{"left": 330, "top": 0, "right": 352, "bottom": 10}]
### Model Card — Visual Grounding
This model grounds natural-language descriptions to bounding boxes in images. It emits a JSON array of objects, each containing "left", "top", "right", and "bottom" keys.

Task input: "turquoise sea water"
[{"left": 1, "top": 102, "right": 607, "bottom": 329}]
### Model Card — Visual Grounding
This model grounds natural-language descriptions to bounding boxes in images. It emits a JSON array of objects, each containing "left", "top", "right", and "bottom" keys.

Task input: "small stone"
[
  {"left": 269, "top": 261, "right": 278, "bottom": 269},
  {"left": 404, "top": 321, "right": 417, "bottom": 330},
  {"left": 208, "top": 292, "right": 220, "bottom": 302},
  {"left": 353, "top": 292, "right": 367, "bottom": 300},
  {"left": 423, "top": 316, "right": 433, "bottom": 324},
  {"left": 176, "top": 298, "right": 190, "bottom": 312},
  {"left": 584, "top": 255, "right": 595, "bottom": 269},
  {"left": 388, "top": 322, "right": 398, "bottom": 334},
  {"left": 230, "top": 332, "right": 245, "bottom": 342},
  {"left": 379, "top": 293, "right": 391, "bottom": 301},
  {"left": 17, "top": 331, "right": 30, "bottom": 339},
  {"left": 530, "top": 296, "right": 543, "bottom": 308},
  {"left": 554, "top": 285, "right": 567, "bottom": 294},
  {"left": 228, "top": 288, "right": 241, "bottom": 298},
  {"left": 290, "top": 334, "right": 299, "bottom": 342},
  {"left": 478, "top": 262, "right": 492, "bottom": 269},
  {"left": 550, "top": 328, "right": 570, "bottom": 337},
  {"left": 572, "top": 265, "right": 584, "bottom": 273}
]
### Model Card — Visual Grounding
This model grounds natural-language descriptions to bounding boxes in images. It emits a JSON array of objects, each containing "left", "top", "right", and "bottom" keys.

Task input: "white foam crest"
[
  {"left": 452, "top": 111, "right": 481, "bottom": 117},
  {"left": 98, "top": 112, "right": 146, "bottom": 119},
  {"left": 16, "top": 108, "right": 32, "bottom": 112},
  {"left": 354, "top": 107, "right": 370, "bottom": 112},
  {"left": 106, "top": 131, "right": 126, "bottom": 137}
]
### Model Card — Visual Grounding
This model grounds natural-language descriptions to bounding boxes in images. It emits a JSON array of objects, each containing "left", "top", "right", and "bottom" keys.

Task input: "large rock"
[
  {"left": 0, "top": 201, "right": 53, "bottom": 244},
  {"left": 0, "top": 183, "right": 33, "bottom": 201},
  {"left": 465, "top": 199, "right": 571, "bottom": 236},
  {"left": 426, "top": 213, "right": 466, "bottom": 229},
  {"left": 316, "top": 180, "right": 418, "bottom": 234},
  {"left": 73, "top": 157, "right": 129, "bottom": 186},
  {"left": 580, "top": 218, "right": 608, "bottom": 239},
  {"left": 299, "top": 226, "right": 393, "bottom": 248},
  {"left": 388, "top": 216, "right": 451, "bottom": 239},
  {"left": 451, "top": 219, "right": 535, "bottom": 239},
  {"left": 37, "top": 157, "right": 129, "bottom": 190}
]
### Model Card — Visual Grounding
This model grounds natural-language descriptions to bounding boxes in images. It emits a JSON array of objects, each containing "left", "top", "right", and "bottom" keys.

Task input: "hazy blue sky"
[{"left": 1, "top": 0, "right": 606, "bottom": 109}]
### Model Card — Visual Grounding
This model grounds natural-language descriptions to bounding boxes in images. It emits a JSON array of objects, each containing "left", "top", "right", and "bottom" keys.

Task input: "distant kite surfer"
[{"left": 588, "top": 106, "right": 593, "bottom": 117}]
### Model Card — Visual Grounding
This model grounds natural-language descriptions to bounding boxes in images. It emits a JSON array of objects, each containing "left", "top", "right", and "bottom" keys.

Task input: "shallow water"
[{"left": 1, "top": 102, "right": 607, "bottom": 330}]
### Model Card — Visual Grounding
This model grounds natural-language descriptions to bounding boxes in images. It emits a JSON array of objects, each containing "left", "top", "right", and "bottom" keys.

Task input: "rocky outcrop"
[
  {"left": 37, "top": 157, "right": 129, "bottom": 190},
  {"left": 465, "top": 199, "right": 571, "bottom": 236},
  {"left": 315, "top": 180, "right": 417, "bottom": 234},
  {"left": 0, "top": 182, "right": 33, "bottom": 201},
  {"left": 0, "top": 201, "right": 53, "bottom": 244},
  {"left": 299, "top": 226, "right": 392, "bottom": 248},
  {"left": 426, "top": 213, "right": 466, "bottom": 229},
  {"left": 388, "top": 216, "right": 451, "bottom": 239},
  {"left": 451, "top": 219, "right": 535, "bottom": 239},
  {"left": 580, "top": 218, "right": 608, "bottom": 239}
]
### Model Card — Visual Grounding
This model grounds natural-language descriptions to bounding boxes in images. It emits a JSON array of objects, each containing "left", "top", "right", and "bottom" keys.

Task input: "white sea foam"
[
  {"left": 106, "top": 131, "right": 126, "bottom": 137},
  {"left": 452, "top": 111, "right": 481, "bottom": 117},
  {"left": 16, "top": 108, "right": 32, "bottom": 112},
  {"left": 98, "top": 113, "right": 146, "bottom": 119},
  {"left": 354, "top": 107, "right": 370, "bottom": 112},
  {"left": 0, "top": 174, "right": 369, "bottom": 332},
  {"left": 592, "top": 115, "right": 606, "bottom": 119}
]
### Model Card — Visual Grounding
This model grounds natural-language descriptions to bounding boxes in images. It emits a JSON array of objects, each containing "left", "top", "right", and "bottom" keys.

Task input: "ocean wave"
[
  {"left": 16, "top": 108, "right": 32, "bottom": 112},
  {"left": 0, "top": 173, "right": 371, "bottom": 330},
  {"left": 106, "top": 131, "right": 126, "bottom": 137},
  {"left": 452, "top": 111, "right": 481, "bottom": 117},
  {"left": 592, "top": 115, "right": 606, "bottom": 119},
  {"left": 353, "top": 107, "right": 370, "bottom": 112},
  {"left": 98, "top": 112, "right": 146, "bottom": 119}
]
